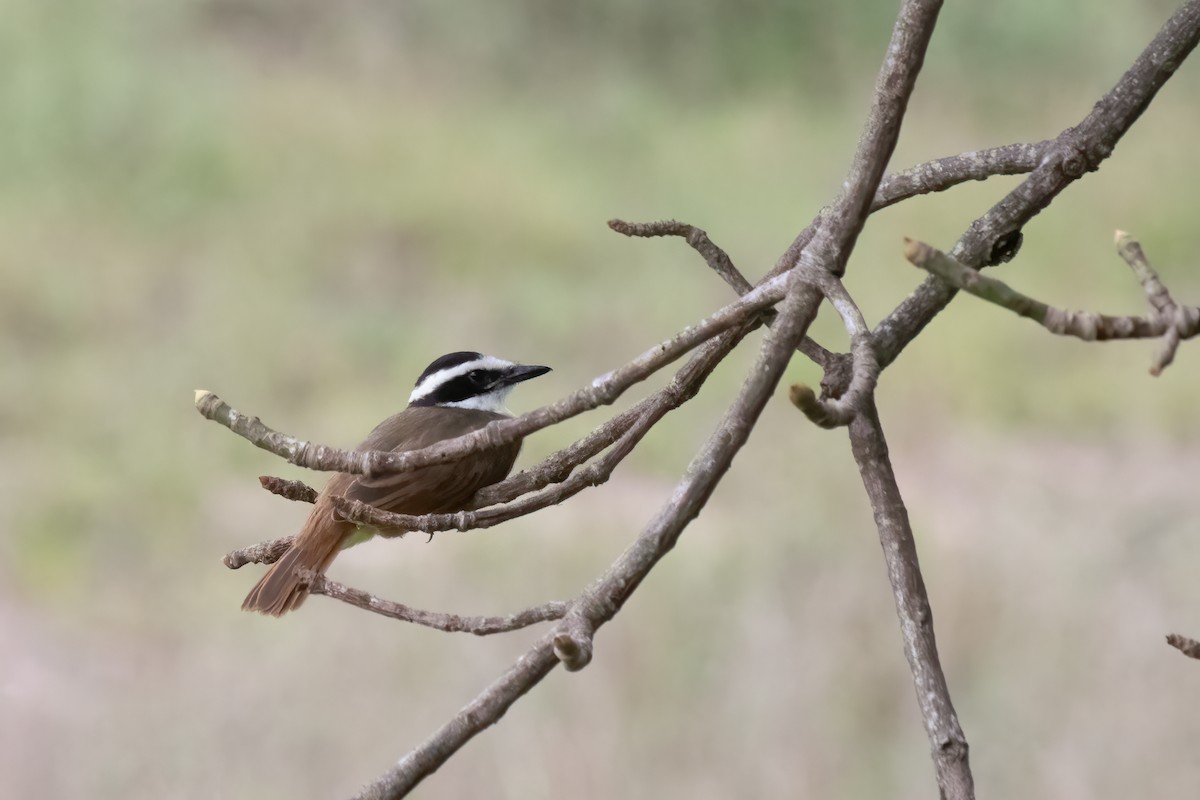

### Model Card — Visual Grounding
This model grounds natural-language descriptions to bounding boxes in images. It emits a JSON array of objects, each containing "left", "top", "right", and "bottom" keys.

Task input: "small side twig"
[
  {"left": 305, "top": 573, "right": 568, "bottom": 635},
  {"left": 872, "top": 141, "right": 1049, "bottom": 211},
  {"left": 1166, "top": 633, "right": 1200, "bottom": 660},
  {"left": 607, "top": 217, "right": 834, "bottom": 368},
  {"left": 1115, "top": 230, "right": 1188, "bottom": 375},
  {"left": 608, "top": 218, "right": 749, "bottom": 295}
]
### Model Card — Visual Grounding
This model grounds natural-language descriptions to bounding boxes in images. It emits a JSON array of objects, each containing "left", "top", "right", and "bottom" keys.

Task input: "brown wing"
[{"left": 345, "top": 406, "right": 521, "bottom": 514}]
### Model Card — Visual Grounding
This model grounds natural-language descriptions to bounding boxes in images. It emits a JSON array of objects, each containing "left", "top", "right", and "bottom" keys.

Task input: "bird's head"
[{"left": 408, "top": 351, "right": 551, "bottom": 413}]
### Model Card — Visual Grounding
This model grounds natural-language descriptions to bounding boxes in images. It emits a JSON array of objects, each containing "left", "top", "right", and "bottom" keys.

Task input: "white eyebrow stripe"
[{"left": 408, "top": 355, "right": 514, "bottom": 403}]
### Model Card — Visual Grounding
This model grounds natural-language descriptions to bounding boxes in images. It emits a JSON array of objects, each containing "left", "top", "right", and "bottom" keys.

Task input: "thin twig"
[
  {"left": 904, "top": 238, "right": 1199, "bottom": 351},
  {"left": 1166, "top": 633, "right": 1200, "bottom": 660},
  {"left": 607, "top": 216, "right": 834, "bottom": 367},
  {"left": 848, "top": 399, "right": 973, "bottom": 800},
  {"left": 607, "top": 218, "right": 749, "bottom": 294},
  {"left": 1115, "top": 230, "right": 1188, "bottom": 374},
  {"left": 872, "top": 141, "right": 1049, "bottom": 211},
  {"left": 306, "top": 573, "right": 568, "bottom": 635}
]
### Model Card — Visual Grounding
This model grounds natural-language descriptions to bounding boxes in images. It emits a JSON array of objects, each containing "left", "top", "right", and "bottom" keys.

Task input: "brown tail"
[{"left": 242, "top": 496, "right": 351, "bottom": 617}]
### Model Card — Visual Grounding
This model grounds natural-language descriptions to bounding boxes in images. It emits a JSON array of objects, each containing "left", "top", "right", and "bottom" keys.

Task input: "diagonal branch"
[{"left": 848, "top": 399, "right": 973, "bottom": 800}]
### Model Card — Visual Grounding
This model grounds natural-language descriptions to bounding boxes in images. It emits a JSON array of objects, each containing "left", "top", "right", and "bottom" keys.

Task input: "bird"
[{"left": 241, "top": 351, "right": 551, "bottom": 616}]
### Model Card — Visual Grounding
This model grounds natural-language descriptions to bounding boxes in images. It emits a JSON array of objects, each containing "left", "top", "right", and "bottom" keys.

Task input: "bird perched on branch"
[{"left": 242, "top": 351, "right": 551, "bottom": 616}]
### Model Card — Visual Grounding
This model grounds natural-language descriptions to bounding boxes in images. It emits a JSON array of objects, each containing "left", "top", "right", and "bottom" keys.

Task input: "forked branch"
[{"left": 903, "top": 236, "right": 1199, "bottom": 374}]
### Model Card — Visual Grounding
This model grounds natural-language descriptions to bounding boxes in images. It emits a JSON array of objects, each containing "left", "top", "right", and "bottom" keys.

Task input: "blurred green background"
[{"left": 3, "top": 0, "right": 1199, "bottom": 797}]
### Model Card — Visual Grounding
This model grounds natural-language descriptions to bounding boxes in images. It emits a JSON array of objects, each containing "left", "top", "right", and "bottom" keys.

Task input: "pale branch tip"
[{"left": 788, "top": 384, "right": 838, "bottom": 428}]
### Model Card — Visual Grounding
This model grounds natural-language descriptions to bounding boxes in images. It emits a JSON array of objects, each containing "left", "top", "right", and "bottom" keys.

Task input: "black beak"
[{"left": 501, "top": 364, "right": 552, "bottom": 386}]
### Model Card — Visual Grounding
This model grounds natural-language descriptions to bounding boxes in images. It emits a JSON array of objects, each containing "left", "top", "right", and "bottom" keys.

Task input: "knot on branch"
[
  {"left": 1059, "top": 145, "right": 1091, "bottom": 178},
  {"left": 819, "top": 351, "right": 855, "bottom": 400},
  {"left": 986, "top": 230, "right": 1023, "bottom": 266}
]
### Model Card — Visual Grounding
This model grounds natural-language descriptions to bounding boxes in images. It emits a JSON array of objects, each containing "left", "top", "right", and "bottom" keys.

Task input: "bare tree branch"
[
  {"left": 305, "top": 573, "right": 568, "bottom": 635},
  {"left": 903, "top": 237, "right": 1199, "bottom": 368},
  {"left": 607, "top": 218, "right": 750, "bottom": 296},
  {"left": 849, "top": 399, "right": 973, "bottom": 800},
  {"left": 1115, "top": 230, "right": 1191, "bottom": 374},
  {"left": 872, "top": 141, "right": 1048, "bottom": 211}
]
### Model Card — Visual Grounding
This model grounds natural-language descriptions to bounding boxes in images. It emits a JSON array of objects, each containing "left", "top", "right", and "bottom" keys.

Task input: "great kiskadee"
[{"left": 242, "top": 351, "right": 551, "bottom": 616}]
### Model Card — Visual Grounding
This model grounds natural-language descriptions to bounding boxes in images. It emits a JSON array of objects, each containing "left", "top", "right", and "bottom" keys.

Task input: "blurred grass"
[{"left": 1, "top": 1, "right": 1198, "bottom": 798}]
